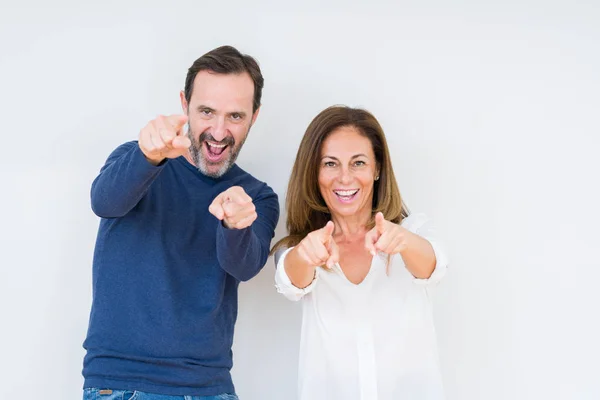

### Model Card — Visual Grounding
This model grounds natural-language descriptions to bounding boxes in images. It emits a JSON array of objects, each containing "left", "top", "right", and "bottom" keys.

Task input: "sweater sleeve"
[
  {"left": 91, "top": 141, "right": 167, "bottom": 218},
  {"left": 215, "top": 183, "right": 279, "bottom": 281}
]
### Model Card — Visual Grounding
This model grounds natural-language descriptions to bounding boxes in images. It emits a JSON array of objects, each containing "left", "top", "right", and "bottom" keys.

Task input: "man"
[{"left": 82, "top": 46, "right": 279, "bottom": 399}]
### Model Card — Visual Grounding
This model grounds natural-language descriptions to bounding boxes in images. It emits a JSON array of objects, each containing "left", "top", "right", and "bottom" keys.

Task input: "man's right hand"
[
  {"left": 292, "top": 221, "right": 340, "bottom": 269},
  {"left": 139, "top": 115, "right": 192, "bottom": 165}
]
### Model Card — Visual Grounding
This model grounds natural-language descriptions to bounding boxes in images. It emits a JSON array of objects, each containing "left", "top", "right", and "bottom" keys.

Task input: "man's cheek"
[
  {"left": 190, "top": 121, "right": 208, "bottom": 135},
  {"left": 232, "top": 125, "right": 249, "bottom": 141}
]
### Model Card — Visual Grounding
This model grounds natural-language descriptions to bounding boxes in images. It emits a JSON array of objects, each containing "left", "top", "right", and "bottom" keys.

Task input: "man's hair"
[{"left": 184, "top": 45, "right": 264, "bottom": 113}]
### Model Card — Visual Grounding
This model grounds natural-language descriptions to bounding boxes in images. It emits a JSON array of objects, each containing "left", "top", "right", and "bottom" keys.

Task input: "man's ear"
[
  {"left": 180, "top": 90, "right": 188, "bottom": 114},
  {"left": 250, "top": 106, "right": 261, "bottom": 126}
]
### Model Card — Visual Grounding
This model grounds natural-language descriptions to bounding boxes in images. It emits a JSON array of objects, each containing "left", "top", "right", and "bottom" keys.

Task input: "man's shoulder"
[
  {"left": 229, "top": 164, "right": 263, "bottom": 184},
  {"left": 102, "top": 140, "right": 140, "bottom": 160},
  {"left": 113, "top": 140, "right": 139, "bottom": 152},
  {"left": 228, "top": 164, "right": 277, "bottom": 201}
]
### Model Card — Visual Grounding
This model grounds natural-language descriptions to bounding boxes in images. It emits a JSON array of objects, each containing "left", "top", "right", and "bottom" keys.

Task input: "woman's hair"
[{"left": 271, "top": 105, "right": 409, "bottom": 254}]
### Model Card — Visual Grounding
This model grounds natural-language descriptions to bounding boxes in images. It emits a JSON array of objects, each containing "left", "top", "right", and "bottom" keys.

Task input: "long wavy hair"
[{"left": 272, "top": 106, "right": 409, "bottom": 253}]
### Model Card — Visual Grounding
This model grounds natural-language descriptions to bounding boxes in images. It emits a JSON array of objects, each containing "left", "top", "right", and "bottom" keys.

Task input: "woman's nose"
[{"left": 338, "top": 168, "right": 352, "bottom": 185}]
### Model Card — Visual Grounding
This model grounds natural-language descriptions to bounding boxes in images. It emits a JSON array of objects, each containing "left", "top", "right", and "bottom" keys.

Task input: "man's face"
[{"left": 181, "top": 70, "right": 259, "bottom": 178}]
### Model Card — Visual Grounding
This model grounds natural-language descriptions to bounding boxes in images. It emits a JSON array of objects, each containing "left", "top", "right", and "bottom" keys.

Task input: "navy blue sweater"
[{"left": 82, "top": 141, "right": 279, "bottom": 395}]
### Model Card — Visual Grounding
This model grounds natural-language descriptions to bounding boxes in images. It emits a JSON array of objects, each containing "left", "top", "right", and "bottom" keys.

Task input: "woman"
[{"left": 273, "top": 106, "right": 448, "bottom": 400}]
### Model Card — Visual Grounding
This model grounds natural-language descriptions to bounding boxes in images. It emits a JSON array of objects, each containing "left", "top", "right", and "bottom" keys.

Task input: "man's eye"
[
  {"left": 201, "top": 109, "right": 212, "bottom": 116},
  {"left": 231, "top": 113, "right": 241, "bottom": 120}
]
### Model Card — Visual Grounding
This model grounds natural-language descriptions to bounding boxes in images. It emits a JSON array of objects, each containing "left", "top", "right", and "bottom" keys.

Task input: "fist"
[
  {"left": 139, "top": 114, "right": 191, "bottom": 165},
  {"left": 295, "top": 221, "right": 340, "bottom": 269},
  {"left": 365, "top": 212, "right": 409, "bottom": 256},
  {"left": 209, "top": 186, "right": 257, "bottom": 230}
]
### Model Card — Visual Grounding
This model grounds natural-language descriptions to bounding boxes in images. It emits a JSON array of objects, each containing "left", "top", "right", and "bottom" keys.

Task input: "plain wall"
[{"left": 1, "top": 1, "right": 599, "bottom": 398}]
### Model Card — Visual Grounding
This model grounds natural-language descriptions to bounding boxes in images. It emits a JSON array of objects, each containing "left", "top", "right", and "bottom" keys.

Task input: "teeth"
[
  {"left": 207, "top": 142, "right": 227, "bottom": 148},
  {"left": 334, "top": 190, "right": 358, "bottom": 196}
]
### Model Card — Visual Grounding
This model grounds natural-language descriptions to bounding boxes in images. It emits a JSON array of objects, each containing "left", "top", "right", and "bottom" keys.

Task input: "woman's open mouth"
[{"left": 333, "top": 189, "right": 359, "bottom": 203}]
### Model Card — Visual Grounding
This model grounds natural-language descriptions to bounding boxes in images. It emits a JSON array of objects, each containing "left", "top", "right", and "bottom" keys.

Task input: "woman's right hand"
[
  {"left": 284, "top": 222, "right": 340, "bottom": 289},
  {"left": 291, "top": 221, "right": 340, "bottom": 269}
]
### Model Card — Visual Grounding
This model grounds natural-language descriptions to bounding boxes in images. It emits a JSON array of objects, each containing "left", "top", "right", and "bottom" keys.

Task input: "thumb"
[
  {"left": 208, "top": 193, "right": 226, "bottom": 220},
  {"left": 321, "top": 221, "right": 334, "bottom": 242},
  {"left": 209, "top": 204, "right": 224, "bottom": 220},
  {"left": 365, "top": 228, "right": 378, "bottom": 256},
  {"left": 167, "top": 114, "right": 188, "bottom": 133},
  {"left": 375, "top": 212, "right": 386, "bottom": 233},
  {"left": 326, "top": 239, "right": 339, "bottom": 269},
  {"left": 170, "top": 115, "right": 190, "bottom": 150},
  {"left": 172, "top": 135, "right": 191, "bottom": 150},
  {"left": 209, "top": 204, "right": 225, "bottom": 220}
]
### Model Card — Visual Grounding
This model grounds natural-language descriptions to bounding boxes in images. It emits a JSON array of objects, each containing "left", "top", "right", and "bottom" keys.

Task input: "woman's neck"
[{"left": 330, "top": 209, "right": 370, "bottom": 242}]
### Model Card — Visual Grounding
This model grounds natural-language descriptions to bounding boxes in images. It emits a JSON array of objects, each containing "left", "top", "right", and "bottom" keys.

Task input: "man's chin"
[{"left": 197, "top": 159, "right": 231, "bottom": 178}]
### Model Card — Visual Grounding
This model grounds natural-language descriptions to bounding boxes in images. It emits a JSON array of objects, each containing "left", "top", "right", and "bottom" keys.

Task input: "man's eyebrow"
[{"left": 227, "top": 111, "right": 247, "bottom": 117}]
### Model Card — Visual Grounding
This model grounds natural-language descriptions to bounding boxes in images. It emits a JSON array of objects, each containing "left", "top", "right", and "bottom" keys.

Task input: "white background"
[{"left": 1, "top": 1, "right": 599, "bottom": 399}]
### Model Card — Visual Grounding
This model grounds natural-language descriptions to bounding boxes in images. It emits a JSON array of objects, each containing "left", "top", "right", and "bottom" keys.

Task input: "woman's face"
[{"left": 318, "top": 126, "right": 379, "bottom": 221}]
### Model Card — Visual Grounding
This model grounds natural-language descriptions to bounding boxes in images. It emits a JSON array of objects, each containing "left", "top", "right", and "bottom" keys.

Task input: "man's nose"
[{"left": 211, "top": 117, "right": 227, "bottom": 141}]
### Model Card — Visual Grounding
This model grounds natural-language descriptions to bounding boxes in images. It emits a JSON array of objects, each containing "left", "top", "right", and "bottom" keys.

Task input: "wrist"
[
  {"left": 140, "top": 147, "right": 165, "bottom": 166},
  {"left": 398, "top": 230, "right": 416, "bottom": 255},
  {"left": 145, "top": 155, "right": 165, "bottom": 166},
  {"left": 289, "top": 247, "right": 317, "bottom": 272}
]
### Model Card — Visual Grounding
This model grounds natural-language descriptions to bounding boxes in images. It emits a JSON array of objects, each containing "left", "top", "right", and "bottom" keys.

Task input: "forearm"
[
  {"left": 216, "top": 225, "right": 270, "bottom": 281},
  {"left": 91, "top": 143, "right": 165, "bottom": 218},
  {"left": 283, "top": 247, "right": 317, "bottom": 289},
  {"left": 400, "top": 231, "right": 437, "bottom": 279},
  {"left": 216, "top": 185, "right": 279, "bottom": 281}
]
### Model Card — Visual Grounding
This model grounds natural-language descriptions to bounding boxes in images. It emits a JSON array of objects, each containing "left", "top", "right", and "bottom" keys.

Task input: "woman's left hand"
[{"left": 365, "top": 212, "right": 411, "bottom": 256}]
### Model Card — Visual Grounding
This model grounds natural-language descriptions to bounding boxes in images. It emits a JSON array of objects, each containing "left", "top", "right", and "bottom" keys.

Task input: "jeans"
[{"left": 83, "top": 388, "right": 239, "bottom": 400}]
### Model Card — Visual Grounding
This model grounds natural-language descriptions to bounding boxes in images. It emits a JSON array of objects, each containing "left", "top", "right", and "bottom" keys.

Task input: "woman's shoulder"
[{"left": 400, "top": 212, "right": 430, "bottom": 232}]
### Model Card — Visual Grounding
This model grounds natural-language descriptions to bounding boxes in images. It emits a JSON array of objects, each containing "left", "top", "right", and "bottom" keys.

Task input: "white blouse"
[{"left": 274, "top": 213, "right": 448, "bottom": 400}]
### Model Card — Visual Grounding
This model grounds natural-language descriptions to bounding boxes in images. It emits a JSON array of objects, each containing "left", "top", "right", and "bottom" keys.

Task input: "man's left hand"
[{"left": 209, "top": 186, "right": 257, "bottom": 230}]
